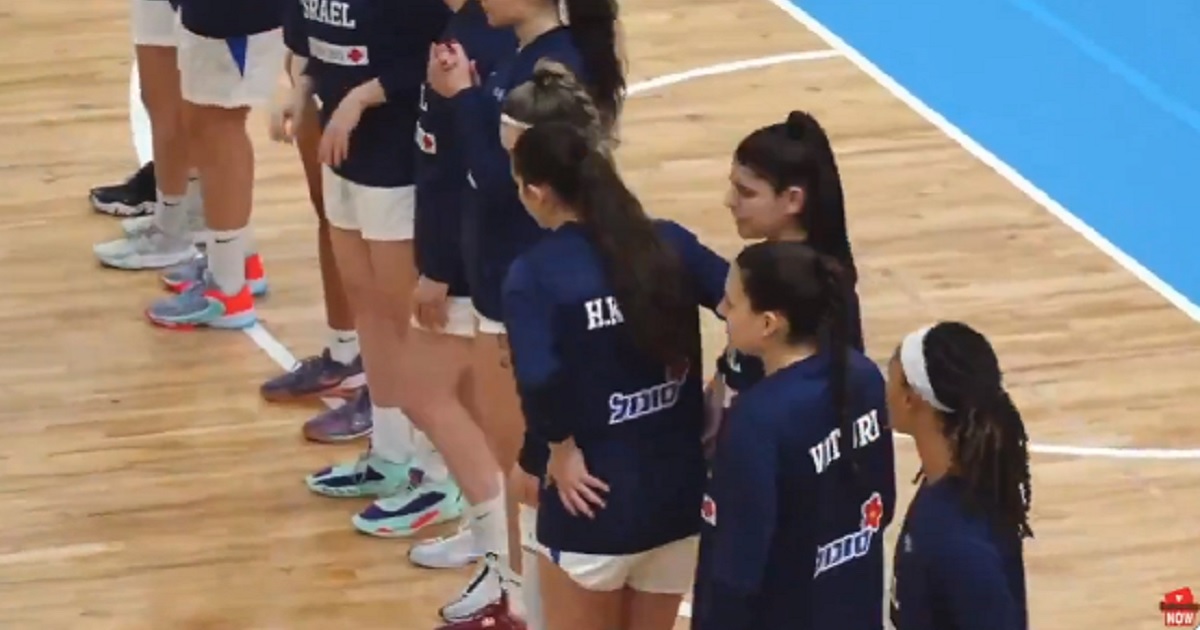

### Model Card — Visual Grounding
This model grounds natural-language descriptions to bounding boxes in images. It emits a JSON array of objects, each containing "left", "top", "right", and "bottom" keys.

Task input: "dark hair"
[
  {"left": 735, "top": 241, "right": 855, "bottom": 478},
  {"left": 560, "top": 0, "right": 626, "bottom": 132},
  {"left": 512, "top": 122, "right": 695, "bottom": 368},
  {"left": 733, "top": 110, "right": 856, "bottom": 283},
  {"left": 921, "top": 321, "right": 1034, "bottom": 540},
  {"left": 501, "top": 59, "right": 611, "bottom": 153}
]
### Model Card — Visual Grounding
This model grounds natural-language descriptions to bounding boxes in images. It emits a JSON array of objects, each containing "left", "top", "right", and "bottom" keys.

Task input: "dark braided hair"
[
  {"left": 735, "top": 241, "right": 856, "bottom": 479},
  {"left": 921, "top": 322, "right": 1034, "bottom": 540}
]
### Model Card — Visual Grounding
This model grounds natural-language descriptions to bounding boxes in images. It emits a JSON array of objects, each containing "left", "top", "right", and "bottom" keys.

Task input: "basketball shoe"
[
  {"left": 93, "top": 224, "right": 198, "bottom": 270},
  {"left": 409, "top": 524, "right": 483, "bottom": 569},
  {"left": 90, "top": 162, "right": 156, "bottom": 217},
  {"left": 260, "top": 350, "right": 365, "bottom": 402},
  {"left": 144, "top": 271, "right": 257, "bottom": 330}
]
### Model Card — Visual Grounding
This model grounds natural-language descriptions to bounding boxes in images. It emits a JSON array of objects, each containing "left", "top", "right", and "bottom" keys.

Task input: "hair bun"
[
  {"left": 785, "top": 110, "right": 813, "bottom": 140},
  {"left": 531, "top": 58, "right": 573, "bottom": 88}
]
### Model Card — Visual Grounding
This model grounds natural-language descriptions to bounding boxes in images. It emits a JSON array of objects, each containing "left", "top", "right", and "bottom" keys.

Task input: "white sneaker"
[
  {"left": 94, "top": 226, "right": 198, "bottom": 270},
  {"left": 120, "top": 207, "right": 207, "bottom": 245},
  {"left": 408, "top": 524, "right": 482, "bottom": 569},
  {"left": 439, "top": 563, "right": 503, "bottom": 622}
]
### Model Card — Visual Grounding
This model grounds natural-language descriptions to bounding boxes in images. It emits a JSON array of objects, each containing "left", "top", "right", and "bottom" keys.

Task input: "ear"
[
  {"left": 760, "top": 310, "right": 785, "bottom": 340},
  {"left": 782, "top": 185, "right": 806, "bottom": 217}
]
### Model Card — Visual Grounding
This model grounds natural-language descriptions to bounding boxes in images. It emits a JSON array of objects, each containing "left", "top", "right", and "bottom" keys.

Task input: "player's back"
[
  {"left": 890, "top": 478, "right": 1028, "bottom": 630},
  {"left": 504, "top": 220, "right": 713, "bottom": 556},
  {"left": 695, "top": 349, "right": 894, "bottom": 629}
]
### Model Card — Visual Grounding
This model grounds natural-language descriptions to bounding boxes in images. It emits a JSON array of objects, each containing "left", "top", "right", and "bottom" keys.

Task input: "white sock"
[
  {"left": 467, "top": 492, "right": 515, "bottom": 593},
  {"left": 152, "top": 191, "right": 188, "bottom": 240},
  {"left": 207, "top": 228, "right": 246, "bottom": 295},
  {"left": 371, "top": 406, "right": 416, "bottom": 463},
  {"left": 519, "top": 505, "right": 546, "bottom": 629},
  {"left": 326, "top": 329, "right": 359, "bottom": 365},
  {"left": 412, "top": 430, "right": 450, "bottom": 483}
]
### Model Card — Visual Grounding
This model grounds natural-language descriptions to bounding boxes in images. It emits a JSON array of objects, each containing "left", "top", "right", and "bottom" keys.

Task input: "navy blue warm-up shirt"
[
  {"left": 178, "top": 0, "right": 286, "bottom": 38},
  {"left": 890, "top": 478, "right": 1028, "bottom": 630},
  {"left": 414, "top": 2, "right": 514, "bottom": 297},
  {"left": 502, "top": 220, "right": 728, "bottom": 555},
  {"left": 692, "top": 351, "right": 895, "bottom": 630},
  {"left": 451, "top": 27, "right": 586, "bottom": 321},
  {"left": 284, "top": 0, "right": 450, "bottom": 187}
]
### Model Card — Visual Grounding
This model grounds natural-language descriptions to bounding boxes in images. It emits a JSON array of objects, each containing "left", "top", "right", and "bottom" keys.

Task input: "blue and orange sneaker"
[
  {"left": 162, "top": 252, "right": 268, "bottom": 297},
  {"left": 261, "top": 350, "right": 365, "bottom": 402},
  {"left": 353, "top": 473, "right": 464, "bottom": 538},
  {"left": 145, "top": 272, "right": 257, "bottom": 330}
]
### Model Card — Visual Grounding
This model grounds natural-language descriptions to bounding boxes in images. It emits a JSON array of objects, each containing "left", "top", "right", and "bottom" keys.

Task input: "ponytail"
[
  {"left": 559, "top": 0, "right": 626, "bottom": 131},
  {"left": 735, "top": 110, "right": 857, "bottom": 283},
  {"left": 814, "top": 254, "right": 855, "bottom": 480},
  {"left": 512, "top": 122, "right": 694, "bottom": 368}
]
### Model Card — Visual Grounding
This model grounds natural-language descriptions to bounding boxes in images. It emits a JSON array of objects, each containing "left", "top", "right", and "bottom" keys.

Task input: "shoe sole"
[
  {"left": 95, "top": 251, "right": 200, "bottom": 271},
  {"left": 302, "top": 422, "right": 372, "bottom": 444},
  {"left": 408, "top": 550, "right": 483, "bottom": 570},
  {"left": 144, "top": 309, "right": 258, "bottom": 331},
  {"left": 261, "top": 382, "right": 364, "bottom": 404},
  {"left": 92, "top": 199, "right": 155, "bottom": 217},
  {"left": 352, "top": 508, "right": 461, "bottom": 539}
]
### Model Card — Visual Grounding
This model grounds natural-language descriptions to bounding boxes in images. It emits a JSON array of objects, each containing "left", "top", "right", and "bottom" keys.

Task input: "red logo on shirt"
[
  {"left": 348, "top": 48, "right": 365, "bottom": 63},
  {"left": 861, "top": 493, "right": 884, "bottom": 530},
  {"left": 1160, "top": 587, "right": 1199, "bottom": 627},
  {"left": 700, "top": 494, "right": 716, "bottom": 526}
]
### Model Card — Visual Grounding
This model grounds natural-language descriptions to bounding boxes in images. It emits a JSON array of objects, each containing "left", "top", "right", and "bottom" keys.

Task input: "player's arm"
[
  {"left": 693, "top": 399, "right": 778, "bottom": 630},
  {"left": 931, "top": 536, "right": 1024, "bottom": 630},
  {"left": 659, "top": 220, "right": 729, "bottom": 313},
  {"left": 339, "top": 0, "right": 451, "bottom": 110},
  {"left": 502, "top": 258, "right": 575, "bottom": 443}
]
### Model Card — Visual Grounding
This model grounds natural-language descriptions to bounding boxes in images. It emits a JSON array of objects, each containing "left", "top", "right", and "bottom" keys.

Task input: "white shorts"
[
  {"left": 177, "top": 24, "right": 286, "bottom": 108},
  {"left": 473, "top": 307, "right": 506, "bottom": 335},
  {"left": 322, "top": 166, "right": 416, "bottom": 241},
  {"left": 410, "top": 297, "right": 477, "bottom": 338},
  {"left": 538, "top": 533, "right": 699, "bottom": 594},
  {"left": 131, "top": 0, "right": 178, "bottom": 47}
]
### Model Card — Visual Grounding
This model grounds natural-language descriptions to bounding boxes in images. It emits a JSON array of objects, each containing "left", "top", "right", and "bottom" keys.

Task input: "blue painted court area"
[{"left": 792, "top": 0, "right": 1200, "bottom": 309}]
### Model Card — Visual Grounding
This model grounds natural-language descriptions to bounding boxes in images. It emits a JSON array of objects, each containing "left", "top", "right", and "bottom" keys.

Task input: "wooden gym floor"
[{"left": 2, "top": 1, "right": 1199, "bottom": 629}]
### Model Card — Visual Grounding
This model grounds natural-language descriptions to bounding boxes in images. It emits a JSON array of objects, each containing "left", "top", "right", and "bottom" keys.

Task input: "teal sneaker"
[
  {"left": 353, "top": 476, "right": 464, "bottom": 538},
  {"left": 144, "top": 271, "right": 257, "bottom": 330},
  {"left": 305, "top": 451, "right": 413, "bottom": 498}
]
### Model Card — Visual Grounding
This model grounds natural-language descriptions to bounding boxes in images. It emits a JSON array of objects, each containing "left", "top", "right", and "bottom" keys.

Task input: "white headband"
[
  {"left": 500, "top": 113, "right": 532, "bottom": 130},
  {"left": 557, "top": 0, "right": 571, "bottom": 24},
  {"left": 900, "top": 325, "right": 953, "bottom": 412}
]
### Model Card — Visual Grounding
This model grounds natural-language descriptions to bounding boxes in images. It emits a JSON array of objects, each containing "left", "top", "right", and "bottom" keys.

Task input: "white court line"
[
  {"left": 764, "top": 0, "right": 1200, "bottom": 324},
  {"left": 235, "top": 49, "right": 1200, "bottom": 462}
]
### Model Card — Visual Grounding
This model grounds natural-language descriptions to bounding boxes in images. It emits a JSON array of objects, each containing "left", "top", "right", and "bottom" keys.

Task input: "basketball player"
[
  {"left": 411, "top": 60, "right": 611, "bottom": 627},
  {"left": 692, "top": 241, "right": 895, "bottom": 630},
  {"left": 257, "top": 49, "right": 366, "bottom": 418},
  {"left": 143, "top": 0, "right": 286, "bottom": 329},
  {"left": 381, "top": 0, "right": 515, "bottom": 602},
  {"left": 886, "top": 322, "right": 1031, "bottom": 630},
  {"left": 284, "top": 0, "right": 463, "bottom": 536},
  {"left": 705, "top": 111, "right": 863, "bottom": 451},
  {"left": 426, "top": 0, "right": 624, "bottom": 623},
  {"left": 93, "top": 0, "right": 199, "bottom": 271},
  {"left": 501, "top": 122, "right": 726, "bottom": 630}
]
